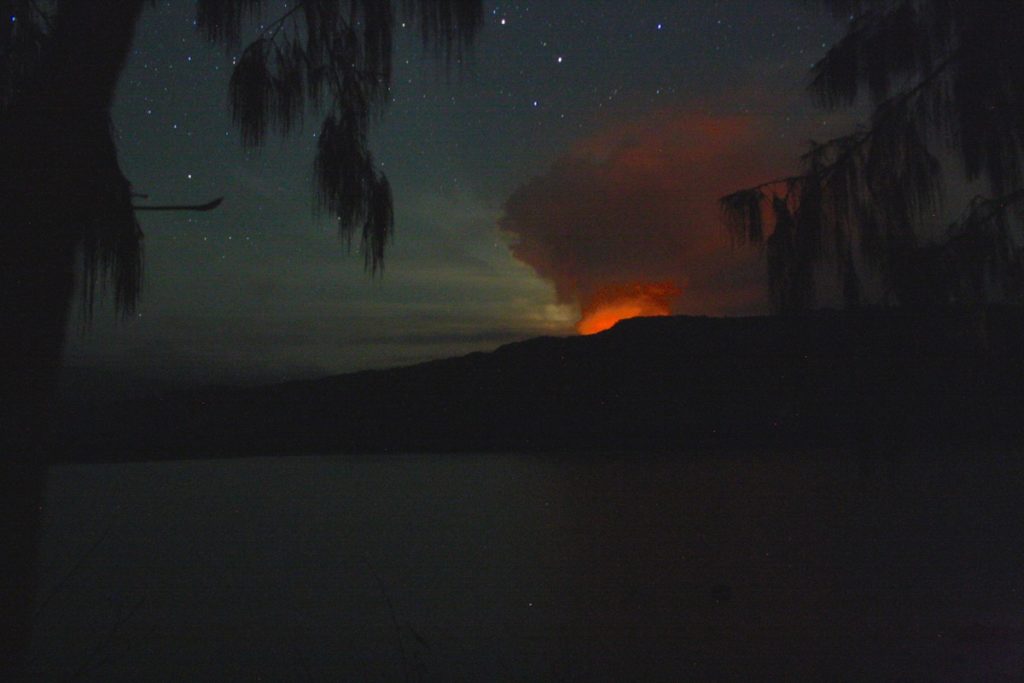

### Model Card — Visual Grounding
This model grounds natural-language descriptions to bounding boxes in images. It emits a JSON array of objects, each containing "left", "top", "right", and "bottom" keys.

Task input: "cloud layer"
[{"left": 501, "top": 112, "right": 791, "bottom": 319}]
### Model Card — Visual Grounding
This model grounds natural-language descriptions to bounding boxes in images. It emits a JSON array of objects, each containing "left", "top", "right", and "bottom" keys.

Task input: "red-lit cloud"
[
  {"left": 501, "top": 111, "right": 789, "bottom": 326},
  {"left": 577, "top": 282, "right": 681, "bottom": 335}
]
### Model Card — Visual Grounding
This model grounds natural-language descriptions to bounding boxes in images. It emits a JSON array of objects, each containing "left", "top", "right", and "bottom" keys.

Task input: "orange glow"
[{"left": 576, "top": 282, "right": 682, "bottom": 335}]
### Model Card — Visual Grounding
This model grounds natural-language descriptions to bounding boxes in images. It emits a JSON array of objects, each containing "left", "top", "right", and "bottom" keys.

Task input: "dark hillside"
[{"left": 62, "top": 308, "right": 1024, "bottom": 460}]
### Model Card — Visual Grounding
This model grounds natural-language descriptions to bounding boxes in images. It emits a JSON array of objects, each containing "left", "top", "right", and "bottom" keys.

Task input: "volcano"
[
  {"left": 59, "top": 308, "right": 1024, "bottom": 460},
  {"left": 576, "top": 282, "right": 681, "bottom": 334}
]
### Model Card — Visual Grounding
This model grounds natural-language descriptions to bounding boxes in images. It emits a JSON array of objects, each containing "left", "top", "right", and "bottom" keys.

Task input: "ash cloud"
[{"left": 500, "top": 112, "right": 790, "bottom": 317}]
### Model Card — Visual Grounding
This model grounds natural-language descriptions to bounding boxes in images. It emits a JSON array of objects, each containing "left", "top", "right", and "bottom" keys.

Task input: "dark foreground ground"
[
  {"left": 30, "top": 449, "right": 1024, "bottom": 681},
  {"left": 31, "top": 309, "right": 1024, "bottom": 680},
  {"left": 59, "top": 308, "right": 1024, "bottom": 459}
]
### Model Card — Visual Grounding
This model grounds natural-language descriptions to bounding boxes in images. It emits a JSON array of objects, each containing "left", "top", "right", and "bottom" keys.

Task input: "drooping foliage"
[
  {"left": 0, "top": 0, "right": 482, "bottom": 320},
  {"left": 2, "top": 0, "right": 145, "bottom": 319},
  {"left": 200, "top": 0, "right": 482, "bottom": 273},
  {"left": 721, "top": 0, "right": 1024, "bottom": 311}
]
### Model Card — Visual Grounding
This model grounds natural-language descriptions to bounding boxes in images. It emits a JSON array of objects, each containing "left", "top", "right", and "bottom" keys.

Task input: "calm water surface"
[{"left": 30, "top": 450, "right": 1024, "bottom": 681}]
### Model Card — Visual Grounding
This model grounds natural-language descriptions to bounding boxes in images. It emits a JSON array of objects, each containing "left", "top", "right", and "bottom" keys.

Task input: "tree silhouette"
[
  {"left": 0, "top": 0, "right": 482, "bottom": 424},
  {"left": 0, "top": 0, "right": 481, "bottom": 674},
  {"left": 721, "top": 0, "right": 1024, "bottom": 312}
]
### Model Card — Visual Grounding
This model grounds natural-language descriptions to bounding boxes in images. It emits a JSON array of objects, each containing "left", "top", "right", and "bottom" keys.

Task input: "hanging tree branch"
[
  {"left": 198, "top": 0, "right": 481, "bottom": 274},
  {"left": 721, "top": 0, "right": 1024, "bottom": 312},
  {"left": 133, "top": 196, "right": 224, "bottom": 212},
  {"left": 0, "top": 1, "right": 484, "bottom": 324}
]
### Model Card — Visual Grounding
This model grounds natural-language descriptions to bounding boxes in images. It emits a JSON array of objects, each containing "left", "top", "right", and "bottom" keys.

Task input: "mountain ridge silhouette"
[{"left": 59, "top": 308, "right": 1024, "bottom": 460}]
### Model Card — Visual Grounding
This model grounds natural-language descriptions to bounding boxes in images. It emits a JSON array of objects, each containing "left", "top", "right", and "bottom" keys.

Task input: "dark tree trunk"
[{"left": 0, "top": 1, "right": 145, "bottom": 675}]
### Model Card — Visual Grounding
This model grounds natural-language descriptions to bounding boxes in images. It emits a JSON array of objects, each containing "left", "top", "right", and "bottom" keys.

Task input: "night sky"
[{"left": 64, "top": 1, "right": 847, "bottom": 389}]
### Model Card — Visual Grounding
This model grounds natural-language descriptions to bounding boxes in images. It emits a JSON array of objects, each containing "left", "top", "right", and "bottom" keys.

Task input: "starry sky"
[{"left": 63, "top": 0, "right": 849, "bottom": 390}]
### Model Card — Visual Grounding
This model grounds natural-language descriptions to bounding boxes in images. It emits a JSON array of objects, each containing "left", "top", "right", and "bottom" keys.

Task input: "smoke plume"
[{"left": 501, "top": 112, "right": 790, "bottom": 330}]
